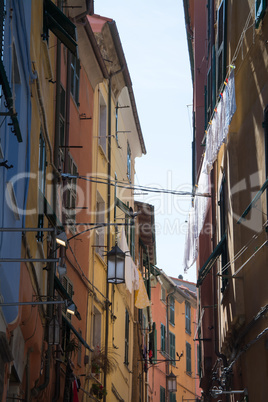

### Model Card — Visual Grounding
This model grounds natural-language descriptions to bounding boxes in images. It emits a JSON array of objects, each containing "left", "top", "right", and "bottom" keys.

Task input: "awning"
[
  {"left": 62, "top": 315, "right": 93, "bottom": 352},
  {"left": 44, "top": 0, "right": 77, "bottom": 55},
  {"left": 0, "top": 60, "right": 22, "bottom": 142},
  {"left": 197, "top": 234, "right": 226, "bottom": 287}
]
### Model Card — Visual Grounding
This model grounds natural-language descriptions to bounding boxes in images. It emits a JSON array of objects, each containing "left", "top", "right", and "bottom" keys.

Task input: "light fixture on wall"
[
  {"left": 167, "top": 370, "right": 177, "bottom": 393},
  {"left": 107, "top": 244, "right": 125, "bottom": 284},
  {"left": 56, "top": 231, "right": 68, "bottom": 247}
]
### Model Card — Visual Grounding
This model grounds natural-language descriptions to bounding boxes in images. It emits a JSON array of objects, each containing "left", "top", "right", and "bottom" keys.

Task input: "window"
[
  {"left": 197, "top": 343, "right": 202, "bottom": 377},
  {"left": 264, "top": 106, "right": 268, "bottom": 220},
  {"left": 62, "top": 276, "right": 74, "bottom": 320},
  {"left": 115, "top": 102, "right": 119, "bottom": 144},
  {"left": 95, "top": 192, "right": 105, "bottom": 258},
  {"left": 124, "top": 309, "right": 130, "bottom": 365},
  {"left": 216, "top": 0, "right": 226, "bottom": 93},
  {"left": 206, "top": 68, "right": 212, "bottom": 124},
  {"left": 255, "top": 0, "right": 267, "bottom": 28},
  {"left": 160, "top": 386, "right": 165, "bottom": 402},
  {"left": 59, "top": 85, "right": 65, "bottom": 169},
  {"left": 186, "top": 342, "right": 192, "bottom": 374},
  {"left": 99, "top": 91, "right": 107, "bottom": 153},
  {"left": 61, "top": 318, "right": 71, "bottom": 361},
  {"left": 219, "top": 175, "right": 228, "bottom": 292},
  {"left": 77, "top": 329, "right": 82, "bottom": 366},
  {"left": 169, "top": 392, "right": 176, "bottom": 402},
  {"left": 0, "top": 0, "right": 5, "bottom": 59},
  {"left": 37, "top": 131, "right": 46, "bottom": 241},
  {"left": 169, "top": 332, "right": 175, "bottom": 366},
  {"left": 185, "top": 302, "right": 191, "bottom": 334},
  {"left": 93, "top": 307, "right": 101, "bottom": 349},
  {"left": 207, "top": 0, "right": 211, "bottom": 43},
  {"left": 38, "top": 132, "right": 46, "bottom": 195},
  {"left": 127, "top": 142, "right": 131, "bottom": 181},
  {"left": 43, "top": 0, "right": 77, "bottom": 55},
  {"left": 161, "top": 286, "right": 166, "bottom": 303},
  {"left": 149, "top": 322, "right": 157, "bottom": 364},
  {"left": 169, "top": 296, "right": 175, "bottom": 325},
  {"left": 0, "top": 1, "right": 5, "bottom": 108},
  {"left": 65, "top": 155, "right": 77, "bottom": 231},
  {"left": 161, "top": 323, "right": 166, "bottom": 352},
  {"left": 70, "top": 53, "right": 80, "bottom": 105}
]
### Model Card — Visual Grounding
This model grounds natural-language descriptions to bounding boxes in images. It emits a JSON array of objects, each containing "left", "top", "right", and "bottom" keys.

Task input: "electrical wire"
[
  {"left": 61, "top": 173, "right": 211, "bottom": 198},
  {"left": 218, "top": 219, "right": 268, "bottom": 276},
  {"left": 68, "top": 242, "right": 109, "bottom": 303},
  {"left": 227, "top": 326, "right": 268, "bottom": 373}
]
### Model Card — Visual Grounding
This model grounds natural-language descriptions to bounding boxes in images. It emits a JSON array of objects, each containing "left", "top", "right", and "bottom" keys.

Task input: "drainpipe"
[{"left": 104, "top": 67, "right": 124, "bottom": 402}]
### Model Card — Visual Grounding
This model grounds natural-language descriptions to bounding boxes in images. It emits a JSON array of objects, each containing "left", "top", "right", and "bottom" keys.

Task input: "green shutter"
[
  {"left": 216, "top": 0, "right": 227, "bottom": 93},
  {"left": 212, "top": 45, "right": 216, "bottom": 109},
  {"left": 161, "top": 323, "right": 166, "bottom": 352},
  {"left": 169, "top": 332, "right": 175, "bottom": 366},
  {"left": 44, "top": 0, "right": 77, "bottom": 55},
  {"left": 255, "top": 0, "right": 267, "bottom": 28},
  {"left": 149, "top": 322, "right": 157, "bottom": 364}
]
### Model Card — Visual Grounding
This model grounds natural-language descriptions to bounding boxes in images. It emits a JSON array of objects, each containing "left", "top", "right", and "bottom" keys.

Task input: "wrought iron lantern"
[
  {"left": 107, "top": 244, "right": 125, "bottom": 284},
  {"left": 167, "top": 371, "right": 177, "bottom": 392}
]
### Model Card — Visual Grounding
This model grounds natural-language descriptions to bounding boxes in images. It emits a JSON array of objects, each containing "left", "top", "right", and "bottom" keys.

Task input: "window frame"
[
  {"left": 169, "top": 332, "right": 175, "bottom": 366},
  {"left": 127, "top": 142, "right": 131, "bottom": 182},
  {"left": 65, "top": 154, "right": 77, "bottom": 232},
  {"left": 216, "top": 0, "right": 227, "bottom": 94},
  {"left": 169, "top": 296, "right": 175, "bottom": 325},
  {"left": 160, "top": 386, "right": 165, "bottom": 402},
  {"left": 92, "top": 306, "right": 101, "bottom": 349},
  {"left": 70, "top": 53, "right": 80, "bottom": 106},
  {"left": 160, "top": 323, "right": 166, "bottom": 352},
  {"left": 95, "top": 192, "right": 105, "bottom": 258},
  {"left": 37, "top": 131, "right": 47, "bottom": 242},
  {"left": 161, "top": 286, "right": 166, "bottom": 303},
  {"left": 185, "top": 301, "right": 191, "bottom": 334},
  {"left": 186, "top": 341, "right": 192, "bottom": 374},
  {"left": 124, "top": 308, "right": 130, "bottom": 366},
  {"left": 219, "top": 174, "right": 228, "bottom": 292},
  {"left": 62, "top": 275, "right": 74, "bottom": 321},
  {"left": 255, "top": 0, "right": 267, "bottom": 28},
  {"left": 98, "top": 91, "right": 107, "bottom": 154}
]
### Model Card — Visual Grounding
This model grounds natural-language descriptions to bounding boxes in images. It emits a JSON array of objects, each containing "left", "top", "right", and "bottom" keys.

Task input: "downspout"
[{"left": 104, "top": 67, "right": 124, "bottom": 402}]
